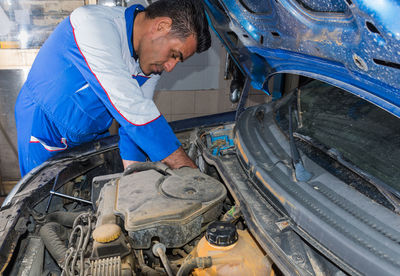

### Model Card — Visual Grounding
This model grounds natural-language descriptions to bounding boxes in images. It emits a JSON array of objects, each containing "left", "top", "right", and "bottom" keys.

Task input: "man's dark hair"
[{"left": 145, "top": 0, "right": 211, "bottom": 53}]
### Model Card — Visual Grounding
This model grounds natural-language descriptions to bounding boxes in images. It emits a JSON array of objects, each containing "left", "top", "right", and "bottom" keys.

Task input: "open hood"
[{"left": 204, "top": 0, "right": 400, "bottom": 116}]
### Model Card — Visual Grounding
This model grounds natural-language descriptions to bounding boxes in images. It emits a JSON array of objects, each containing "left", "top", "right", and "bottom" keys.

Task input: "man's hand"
[
  {"left": 122, "top": 146, "right": 196, "bottom": 170},
  {"left": 162, "top": 146, "right": 197, "bottom": 169}
]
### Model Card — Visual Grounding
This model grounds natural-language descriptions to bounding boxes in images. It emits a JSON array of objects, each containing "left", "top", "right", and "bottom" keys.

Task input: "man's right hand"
[
  {"left": 162, "top": 146, "right": 197, "bottom": 169},
  {"left": 123, "top": 146, "right": 197, "bottom": 170}
]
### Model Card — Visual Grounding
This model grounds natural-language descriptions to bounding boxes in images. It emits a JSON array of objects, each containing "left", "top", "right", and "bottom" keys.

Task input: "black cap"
[{"left": 205, "top": 221, "right": 238, "bottom": 246}]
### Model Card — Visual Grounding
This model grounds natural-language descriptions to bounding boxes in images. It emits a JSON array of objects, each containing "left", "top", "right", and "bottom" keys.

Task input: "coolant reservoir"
[{"left": 192, "top": 221, "right": 271, "bottom": 276}]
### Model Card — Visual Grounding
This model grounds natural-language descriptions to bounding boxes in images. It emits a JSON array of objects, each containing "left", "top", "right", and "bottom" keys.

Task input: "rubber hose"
[
  {"left": 46, "top": 211, "right": 84, "bottom": 227},
  {"left": 176, "top": 257, "right": 212, "bottom": 276},
  {"left": 39, "top": 222, "right": 68, "bottom": 267}
]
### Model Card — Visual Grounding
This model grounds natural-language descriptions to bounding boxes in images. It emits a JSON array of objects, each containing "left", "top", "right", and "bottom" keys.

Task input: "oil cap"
[{"left": 206, "top": 221, "right": 238, "bottom": 246}]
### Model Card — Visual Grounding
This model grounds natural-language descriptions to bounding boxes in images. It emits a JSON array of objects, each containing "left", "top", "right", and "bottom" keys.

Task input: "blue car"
[
  {"left": 203, "top": 0, "right": 400, "bottom": 275},
  {"left": 0, "top": 1, "right": 399, "bottom": 275}
]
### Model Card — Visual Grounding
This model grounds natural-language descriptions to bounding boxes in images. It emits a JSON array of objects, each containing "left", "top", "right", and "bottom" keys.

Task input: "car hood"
[{"left": 203, "top": 0, "right": 400, "bottom": 116}]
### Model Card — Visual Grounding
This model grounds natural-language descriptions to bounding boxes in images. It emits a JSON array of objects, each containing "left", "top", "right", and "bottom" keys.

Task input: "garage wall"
[{"left": 154, "top": 44, "right": 271, "bottom": 121}]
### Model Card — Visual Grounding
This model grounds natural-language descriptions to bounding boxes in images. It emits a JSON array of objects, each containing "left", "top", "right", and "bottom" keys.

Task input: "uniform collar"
[{"left": 125, "top": 4, "right": 145, "bottom": 60}]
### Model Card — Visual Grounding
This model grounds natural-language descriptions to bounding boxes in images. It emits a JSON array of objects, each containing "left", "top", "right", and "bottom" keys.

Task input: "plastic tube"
[
  {"left": 211, "top": 255, "right": 242, "bottom": 265},
  {"left": 123, "top": 162, "right": 169, "bottom": 176},
  {"left": 176, "top": 255, "right": 243, "bottom": 276},
  {"left": 176, "top": 257, "right": 212, "bottom": 276}
]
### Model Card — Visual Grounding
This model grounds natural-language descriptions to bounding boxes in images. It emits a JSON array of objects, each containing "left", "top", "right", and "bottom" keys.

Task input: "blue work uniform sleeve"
[{"left": 118, "top": 127, "right": 147, "bottom": 161}]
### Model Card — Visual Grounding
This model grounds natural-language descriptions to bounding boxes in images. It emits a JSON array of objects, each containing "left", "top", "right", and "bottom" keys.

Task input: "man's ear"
[{"left": 154, "top": 17, "right": 172, "bottom": 35}]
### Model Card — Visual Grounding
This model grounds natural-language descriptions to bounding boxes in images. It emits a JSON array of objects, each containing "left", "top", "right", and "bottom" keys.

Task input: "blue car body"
[
  {"left": 204, "top": 0, "right": 400, "bottom": 116},
  {"left": 203, "top": 0, "right": 400, "bottom": 275}
]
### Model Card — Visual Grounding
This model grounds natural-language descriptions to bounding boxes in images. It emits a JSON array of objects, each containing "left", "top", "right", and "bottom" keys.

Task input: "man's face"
[{"left": 137, "top": 27, "right": 197, "bottom": 75}]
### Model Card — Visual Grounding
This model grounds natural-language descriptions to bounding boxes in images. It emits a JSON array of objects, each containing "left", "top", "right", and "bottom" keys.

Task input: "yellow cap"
[{"left": 92, "top": 224, "right": 121, "bottom": 243}]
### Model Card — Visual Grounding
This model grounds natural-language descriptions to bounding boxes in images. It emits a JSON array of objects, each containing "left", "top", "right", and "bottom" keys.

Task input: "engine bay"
[{"left": 3, "top": 125, "right": 271, "bottom": 276}]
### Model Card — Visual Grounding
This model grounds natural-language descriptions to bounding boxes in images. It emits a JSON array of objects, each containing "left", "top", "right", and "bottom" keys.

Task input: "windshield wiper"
[
  {"left": 288, "top": 91, "right": 312, "bottom": 182},
  {"left": 326, "top": 147, "right": 400, "bottom": 213},
  {"left": 294, "top": 132, "right": 400, "bottom": 213}
]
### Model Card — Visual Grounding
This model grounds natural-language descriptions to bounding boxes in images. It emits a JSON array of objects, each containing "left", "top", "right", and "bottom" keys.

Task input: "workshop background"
[{"left": 0, "top": 0, "right": 278, "bottom": 197}]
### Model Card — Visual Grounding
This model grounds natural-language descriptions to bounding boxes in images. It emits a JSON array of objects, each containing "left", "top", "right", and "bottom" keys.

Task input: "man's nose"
[{"left": 164, "top": 59, "right": 179, "bottom": 72}]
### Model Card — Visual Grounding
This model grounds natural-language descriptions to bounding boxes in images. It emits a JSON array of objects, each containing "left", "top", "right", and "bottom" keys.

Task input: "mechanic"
[{"left": 15, "top": 0, "right": 211, "bottom": 177}]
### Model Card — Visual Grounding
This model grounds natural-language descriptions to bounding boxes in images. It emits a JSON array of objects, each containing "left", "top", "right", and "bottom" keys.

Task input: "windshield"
[{"left": 275, "top": 79, "right": 400, "bottom": 197}]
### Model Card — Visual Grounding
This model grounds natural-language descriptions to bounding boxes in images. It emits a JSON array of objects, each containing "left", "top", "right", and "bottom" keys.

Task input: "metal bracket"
[
  {"left": 45, "top": 174, "right": 92, "bottom": 212},
  {"left": 235, "top": 77, "right": 251, "bottom": 121}
]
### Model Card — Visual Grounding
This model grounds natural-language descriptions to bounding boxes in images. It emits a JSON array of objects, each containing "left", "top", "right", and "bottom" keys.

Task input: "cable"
[
  {"left": 62, "top": 212, "right": 93, "bottom": 276},
  {"left": 152, "top": 243, "right": 174, "bottom": 276}
]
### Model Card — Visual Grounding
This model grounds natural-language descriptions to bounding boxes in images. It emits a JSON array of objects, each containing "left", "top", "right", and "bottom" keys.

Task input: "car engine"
[
  {"left": 5, "top": 126, "right": 270, "bottom": 276},
  {"left": 86, "top": 163, "right": 226, "bottom": 274}
]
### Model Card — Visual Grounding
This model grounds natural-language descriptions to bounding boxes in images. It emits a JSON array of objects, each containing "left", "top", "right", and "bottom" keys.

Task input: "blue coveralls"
[{"left": 15, "top": 5, "right": 180, "bottom": 176}]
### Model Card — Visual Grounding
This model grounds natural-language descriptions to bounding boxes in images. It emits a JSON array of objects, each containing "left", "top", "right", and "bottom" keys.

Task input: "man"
[{"left": 15, "top": 0, "right": 211, "bottom": 177}]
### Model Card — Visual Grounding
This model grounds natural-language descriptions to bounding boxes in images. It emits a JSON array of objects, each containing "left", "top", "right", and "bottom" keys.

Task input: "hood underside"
[{"left": 204, "top": 0, "right": 400, "bottom": 116}]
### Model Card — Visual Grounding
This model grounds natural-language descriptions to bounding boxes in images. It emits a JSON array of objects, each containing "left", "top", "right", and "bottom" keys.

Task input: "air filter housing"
[{"left": 114, "top": 166, "right": 226, "bottom": 248}]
